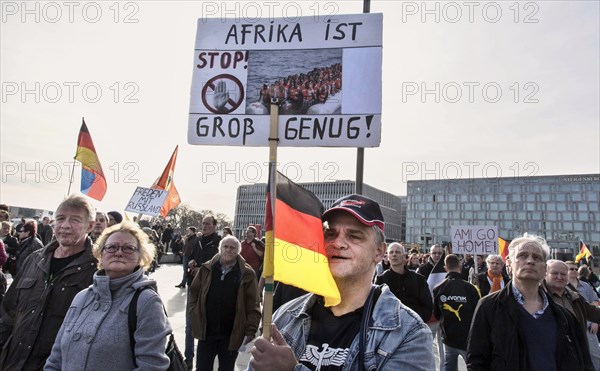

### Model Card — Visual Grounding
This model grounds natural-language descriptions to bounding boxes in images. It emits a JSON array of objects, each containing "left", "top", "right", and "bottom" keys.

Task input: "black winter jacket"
[
  {"left": 433, "top": 271, "right": 481, "bottom": 350},
  {"left": 467, "top": 282, "right": 593, "bottom": 371},
  {"left": 375, "top": 268, "right": 432, "bottom": 322}
]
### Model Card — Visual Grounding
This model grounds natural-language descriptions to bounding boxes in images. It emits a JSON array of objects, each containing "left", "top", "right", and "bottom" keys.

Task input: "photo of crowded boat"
[{"left": 246, "top": 49, "right": 342, "bottom": 115}]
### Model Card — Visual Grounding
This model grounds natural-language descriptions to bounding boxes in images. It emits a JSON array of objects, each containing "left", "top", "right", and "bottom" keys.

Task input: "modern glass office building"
[
  {"left": 234, "top": 180, "right": 403, "bottom": 241},
  {"left": 405, "top": 174, "right": 600, "bottom": 255}
]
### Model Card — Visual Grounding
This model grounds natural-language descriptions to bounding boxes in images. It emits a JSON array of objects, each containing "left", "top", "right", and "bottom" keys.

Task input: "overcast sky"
[{"left": 1, "top": 1, "right": 598, "bottom": 219}]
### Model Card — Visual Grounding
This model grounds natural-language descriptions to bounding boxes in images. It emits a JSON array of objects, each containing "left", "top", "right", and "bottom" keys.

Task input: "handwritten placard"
[
  {"left": 125, "top": 187, "right": 169, "bottom": 216},
  {"left": 188, "top": 13, "right": 383, "bottom": 147},
  {"left": 451, "top": 225, "right": 498, "bottom": 255}
]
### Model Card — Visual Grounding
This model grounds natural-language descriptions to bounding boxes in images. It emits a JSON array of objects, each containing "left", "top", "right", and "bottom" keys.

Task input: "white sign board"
[
  {"left": 125, "top": 187, "right": 169, "bottom": 216},
  {"left": 188, "top": 13, "right": 383, "bottom": 147},
  {"left": 451, "top": 225, "right": 499, "bottom": 255}
]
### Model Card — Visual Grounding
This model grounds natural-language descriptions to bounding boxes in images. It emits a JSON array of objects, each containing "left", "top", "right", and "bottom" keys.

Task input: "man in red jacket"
[{"left": 240, "top": 225, "right": 264, "bottom": 277}]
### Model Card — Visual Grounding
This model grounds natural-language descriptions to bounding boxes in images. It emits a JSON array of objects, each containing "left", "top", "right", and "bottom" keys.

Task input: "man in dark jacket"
[
  {"left": 39, "top": 216, "right": 54, "bottom": 246},
  {"left": 185, "top": 215, "right": 221, "bottom": 368},
  {"left": 417, "top": 244, "right": 443, "bottom": 279},
  {"left": 544, "top": 259, "right": 600, "bottom": 370},
  {"left": 434, "top": 254, "right": 480, "bottom": 371},
  {"left": 376, "top": 242, "right": 432, "bottom": 322},
  {"left": 467, "top": 234, "right": 593, "bottom": 371},
  {"left": 176, "top": 226, "right": 197, "bottom": 288},
  {"left": 13, "top": 220, "right": 44, "bottom": 275},
  {"left": 161, "top": 223, "right": 174, "bottom": 253},
  {"left": 0, "top": 195, "right": 97, "bottom": 370},
  {"left": 189, "top": 215, "right": 221, "bottom": 272},
  {"left": 188, "top": 236, "right": 260, "bottom": 371}
]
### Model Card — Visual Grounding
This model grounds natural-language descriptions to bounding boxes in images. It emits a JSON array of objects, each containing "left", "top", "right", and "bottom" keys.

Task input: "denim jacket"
[{"left": 254, "top": 285, "right": 434, "bottom": 371}]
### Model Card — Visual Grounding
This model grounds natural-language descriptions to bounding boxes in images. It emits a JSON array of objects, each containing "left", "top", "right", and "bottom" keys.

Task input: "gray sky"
[{"left": 1, "top": 1, "right": 598, "bottom": 219}]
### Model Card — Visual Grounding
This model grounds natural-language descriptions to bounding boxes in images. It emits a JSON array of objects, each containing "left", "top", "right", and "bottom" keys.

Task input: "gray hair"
[
  {"left": 547, "top": 259, "right": 567, "bottom": 271},
  {"left": 219, "top": 235, "right": 241, "bottom": 254},
  {"left": 486, "top": 255, "right": 504, "bottom": 265},
  {"left": 507, "top": 233, "right": 551, "bottom": 262},
  {"left": 372, "top": 226, "right": 386, "bottom": 247},
  {"left": 57, "top": 194, "right": 95, "bottom": 222}
]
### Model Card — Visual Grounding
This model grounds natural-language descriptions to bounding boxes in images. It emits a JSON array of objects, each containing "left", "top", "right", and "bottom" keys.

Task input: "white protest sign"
[
  {"left": 125, "top": 187, "right": 169, "bottom": 216},
  {"left": 188, "top": 13, "right": 383, "bottom": 147},
  {"left": 451, "top": 226, "right": 499, "bottom": 255}
]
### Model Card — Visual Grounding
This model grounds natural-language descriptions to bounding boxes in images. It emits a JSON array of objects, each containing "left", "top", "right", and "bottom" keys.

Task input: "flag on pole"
[
  {"left": 575, "top": 240, "right": 592, "bottom": 264},
  {"left": 264, "top": 171, "right": 341, "bottom": 307},
  {"left": 426, "top": 252, "right": 447, "bottom": 322},
  {"left": 426, "top": 253, "right": 447, "bottom": 295},
  {"left": 151, "top": 146, "right": 181, "bottom": 218},
  {"left": 75, "top": 119, "right": 107, "bottom": 201},
  {"left": 498, "top": 237, "right": 511, "bottom": 263}
]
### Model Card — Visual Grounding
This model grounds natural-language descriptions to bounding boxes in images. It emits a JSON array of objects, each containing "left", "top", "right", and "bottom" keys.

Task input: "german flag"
[
  {"left": 151, "top": 146, "right": 181, "bottom": 218},
  {"left": 75, "top": 119, "right": 106, "bottom": 201},
  {"left": 575, "top": 240, "right": 592, "bottom": 264},
  {"left": 498, "top": 237, "right": 511, "bottom": 263},
  {"left": 264, "top": 171, "right": 340, "bottom": 306}
]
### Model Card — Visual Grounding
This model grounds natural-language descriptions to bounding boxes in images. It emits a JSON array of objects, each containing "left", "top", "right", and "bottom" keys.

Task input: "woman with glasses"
[{"left": 45, "top": 221, "right": 171, "bottom": 371}]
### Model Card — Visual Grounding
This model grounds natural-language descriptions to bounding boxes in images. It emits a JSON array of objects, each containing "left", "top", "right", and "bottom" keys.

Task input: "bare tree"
[{"left": 145, "top": 204, "right": 232, "bottom": 232}]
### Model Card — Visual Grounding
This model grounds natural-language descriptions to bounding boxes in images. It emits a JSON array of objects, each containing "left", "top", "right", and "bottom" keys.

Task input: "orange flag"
[
  {"left": 152, "top": 146, "right": 181, "bottom": 217},
  {"left": 264, "top": 171, "right": 340, "bottom": 306},
  {"left": 498, "top": 237, "right": 511, "bottom": 263}
]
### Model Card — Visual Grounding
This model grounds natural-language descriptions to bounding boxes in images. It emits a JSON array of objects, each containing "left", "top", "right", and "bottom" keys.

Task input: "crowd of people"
[
  {"left": 256, "top": 63, "right": 342, "bottom": 114},
  {"left": 0, "top": 195, "right": 599, "bottom": 371}
]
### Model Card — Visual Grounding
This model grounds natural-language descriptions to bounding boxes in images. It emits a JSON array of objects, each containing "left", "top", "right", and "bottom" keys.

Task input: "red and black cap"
[{"left": 322, "top": 194, "right": 385, "bottom": 231}]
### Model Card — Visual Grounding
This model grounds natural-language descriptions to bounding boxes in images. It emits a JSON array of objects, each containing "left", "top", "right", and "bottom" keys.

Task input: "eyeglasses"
[{"left": 102, "top": 245, "right": 138, "bottom": 255}]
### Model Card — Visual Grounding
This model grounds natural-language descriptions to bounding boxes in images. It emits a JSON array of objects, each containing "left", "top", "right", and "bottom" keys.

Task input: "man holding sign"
[{"left": 250, "top": 195, "right": 434, "bottom": 370}]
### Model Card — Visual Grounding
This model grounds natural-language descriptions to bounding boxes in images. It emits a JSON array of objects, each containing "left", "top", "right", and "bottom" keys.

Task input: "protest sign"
[
  {"left": 188, "top": 13, "right": 383, "bottom": 147},
  {"left": 451, "top": 225, "right": 498, "bottom": 255},
  {"left": 125, "top": 187, "right": 169, "bottom": 216}
]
